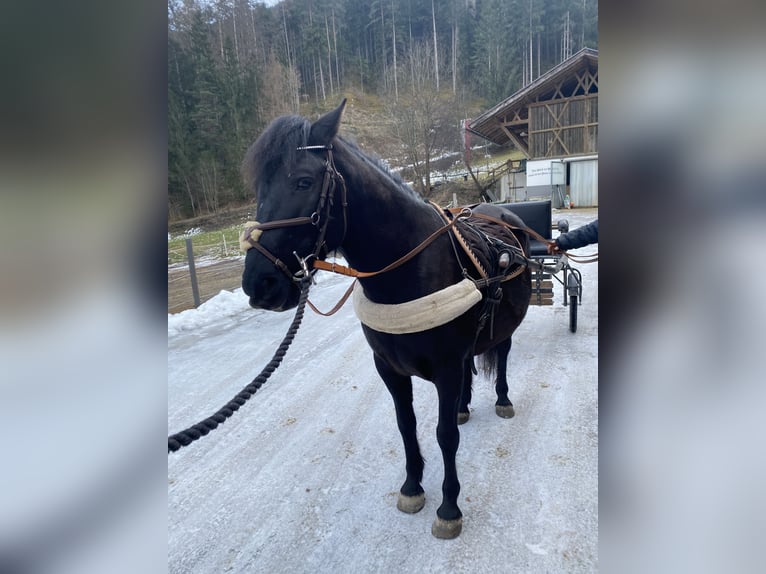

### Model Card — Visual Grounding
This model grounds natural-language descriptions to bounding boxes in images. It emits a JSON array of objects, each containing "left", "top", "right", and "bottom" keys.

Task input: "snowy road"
[{"left": 168, "top": 209, "right": 598, "bottom": 573}]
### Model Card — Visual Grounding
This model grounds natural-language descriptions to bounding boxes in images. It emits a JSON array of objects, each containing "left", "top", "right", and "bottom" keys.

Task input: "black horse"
[{"left": 241, "top": 100, "right": 531, "bottom": 538}]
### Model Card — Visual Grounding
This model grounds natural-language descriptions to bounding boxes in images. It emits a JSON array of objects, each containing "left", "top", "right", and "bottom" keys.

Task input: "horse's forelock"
[{"left": 243, "top": 115, "right": 311, "bottom": 193}]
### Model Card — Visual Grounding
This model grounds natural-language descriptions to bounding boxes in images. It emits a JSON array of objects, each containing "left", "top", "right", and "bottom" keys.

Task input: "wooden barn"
[{"left": 467, "top": 47, "right": 598, "bottom": 207}]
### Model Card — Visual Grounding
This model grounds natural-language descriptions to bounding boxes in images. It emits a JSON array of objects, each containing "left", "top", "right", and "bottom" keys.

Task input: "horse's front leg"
[
  {"left": 432, "top": 364, "right": 465, "bottom": 539},
  {"left": 494, "top": 337, "right": 515, "bottom": 418},
  {"left": 373, "top": 354, "right": 425, "bottom": 514}
]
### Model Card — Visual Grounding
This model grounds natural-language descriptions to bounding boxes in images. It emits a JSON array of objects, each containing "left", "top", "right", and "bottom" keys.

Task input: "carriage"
[{"left": 499, "top": 199, "right": 583, "bottom": 333}]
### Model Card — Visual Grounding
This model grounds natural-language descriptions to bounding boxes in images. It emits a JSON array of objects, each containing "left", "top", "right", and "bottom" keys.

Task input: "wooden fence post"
[{"left": 185, "top": 238, "right": 201, "bottom": 308}]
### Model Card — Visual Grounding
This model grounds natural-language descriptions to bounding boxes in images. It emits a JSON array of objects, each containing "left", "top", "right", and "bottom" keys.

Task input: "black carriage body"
[{"left": 499, "top": 200, "right": 583, "bottom": 333}]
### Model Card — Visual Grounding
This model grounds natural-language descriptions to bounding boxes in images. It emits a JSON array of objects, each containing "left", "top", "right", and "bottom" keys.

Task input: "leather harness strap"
[
  {"left": 306, "top": 280, "right": 357, "bottom": 316},
  {"left": 430, "top": 203, "right": 489, "bottom": 280},
  {"left": 312, "top": 209, "right": 468, "bottom": 278},
  {"left": 313, "top": 204, "right": 538, "bottom": 286},
  {"left": 311, "top": 204, "right": 530, "bottom": 319},
  {"left": 247, "top": 241, "right": 293, "bottom": 278},
  {"left": 461, "top": 210, "right": 598, "bottom": 264}
]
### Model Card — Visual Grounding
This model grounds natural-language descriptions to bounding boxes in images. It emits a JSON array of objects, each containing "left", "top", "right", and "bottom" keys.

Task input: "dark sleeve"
[{"left": 556, "top": 219, "right": 598, "bottom": 251}]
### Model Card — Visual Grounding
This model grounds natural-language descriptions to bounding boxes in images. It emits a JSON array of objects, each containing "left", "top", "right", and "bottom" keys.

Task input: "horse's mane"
[
  {"left": 242, "top": 115, "right": 311, "bottom": 192},
  {"left": 242, "top": 114, "right": 423, "bottom": 203},
  {"left": 334, "top": 135, "right": 423, "bottom": 202}
]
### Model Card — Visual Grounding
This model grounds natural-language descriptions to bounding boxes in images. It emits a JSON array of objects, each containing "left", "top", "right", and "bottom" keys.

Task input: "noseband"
[{"left": 239, "top": 144, "right": 348, "bottom": 282}]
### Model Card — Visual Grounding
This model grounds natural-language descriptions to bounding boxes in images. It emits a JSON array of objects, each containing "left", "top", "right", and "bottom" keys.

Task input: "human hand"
[{"left": 547, "top": 241, "right": 561, "bottom": 255}]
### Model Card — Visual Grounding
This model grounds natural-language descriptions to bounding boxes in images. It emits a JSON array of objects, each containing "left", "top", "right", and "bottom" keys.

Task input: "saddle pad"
[
  {"left": 352, "top": 278, "right": 482, "bottom": 334},
  {"left": 456, "top": 205, "right": 528, "bottom": 279}
]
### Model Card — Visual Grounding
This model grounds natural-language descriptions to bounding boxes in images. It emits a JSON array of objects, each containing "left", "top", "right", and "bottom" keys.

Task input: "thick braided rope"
[{"left": 168, "top": 278, "right": 312, "bottom": 453}]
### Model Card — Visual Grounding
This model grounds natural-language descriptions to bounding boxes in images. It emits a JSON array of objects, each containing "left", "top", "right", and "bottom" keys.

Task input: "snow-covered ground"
[{"left": 168, "top": 209, "right": 598, "bottom": 573}]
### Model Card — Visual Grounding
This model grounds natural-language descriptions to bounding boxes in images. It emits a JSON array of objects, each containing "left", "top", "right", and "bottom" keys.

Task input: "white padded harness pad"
[{"left": 352, "top": 278, "right": 481, "bottom": 334}]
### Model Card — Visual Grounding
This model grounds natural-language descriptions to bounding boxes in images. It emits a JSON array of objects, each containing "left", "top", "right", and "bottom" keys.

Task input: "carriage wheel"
[
  {"left": 566, "top": 268, "right": 581, "bottom": 334},
  {"left": 569, "top": 294, "right": 578, "bottom": 333}
]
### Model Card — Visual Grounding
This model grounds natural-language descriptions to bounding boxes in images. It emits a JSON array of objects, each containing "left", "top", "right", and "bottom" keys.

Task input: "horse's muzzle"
[
  {"left": 244, "top": 272, "right": 300, "bottom": 312},
  {"left": 247, "top": 291, "right": 290, "bottom": 312},
  {"left": 248, "top": 299, "right": 277, "bottom": 312}
]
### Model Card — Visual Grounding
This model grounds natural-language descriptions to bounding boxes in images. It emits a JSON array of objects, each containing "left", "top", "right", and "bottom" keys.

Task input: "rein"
[
  {"left": 462, "top": 210, "right": 598, "bottom": 264},
  {"left": 241, "top": 144, "right": 595, "bottom": 316},
  {"left": 312, "top": 206, "right": 471, "bottom": 278},
  {"left": 304, "top": 205, "right": 472, "bottom": 317}
]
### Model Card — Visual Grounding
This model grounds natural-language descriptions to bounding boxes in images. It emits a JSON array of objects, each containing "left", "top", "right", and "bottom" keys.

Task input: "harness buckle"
[
  {"left": 293, "top": 252, "right": 316, "bottom": 284},
  {"left": 310, "top": 211, "right": 320, "bottom": 226}
]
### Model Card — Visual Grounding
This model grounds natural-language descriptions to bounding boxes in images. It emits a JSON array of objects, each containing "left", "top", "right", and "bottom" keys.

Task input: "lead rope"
[{"left": 168, "top": 277, "right": 312, "bottom": 453}]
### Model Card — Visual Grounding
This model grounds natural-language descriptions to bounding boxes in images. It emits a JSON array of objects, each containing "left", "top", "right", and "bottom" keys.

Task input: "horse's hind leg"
[
  {"left": 457, "top": 360, "right": 473, "bottom": 425},
  {"left": 374, "top": 354, "right": 425, "bottom": 514},
  {"left": 494, "top": 337, "right": 516, "bottom": 418}
]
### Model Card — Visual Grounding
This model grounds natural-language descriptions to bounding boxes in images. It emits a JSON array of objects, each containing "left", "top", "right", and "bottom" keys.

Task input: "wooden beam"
[
  {"left": 500, "top": 108, "right": 527, "bottom": 125},
  {"left": 501, "top": 118, "right": 530, "bottom": 127},
  {"left": 573, "top": 70, "right": 591, "bottom": 96},
  {"left": 500, "top": 124, "right": 529, "bottom": 158},
  {"left": 546, "top": 128, "right": 571, "bottom": 157},
  {"left": 529, "top": 121, "right": 597, "bottom": 134},
  {"left": 551, "top": 79, "right": 565, "bottom": 100}
]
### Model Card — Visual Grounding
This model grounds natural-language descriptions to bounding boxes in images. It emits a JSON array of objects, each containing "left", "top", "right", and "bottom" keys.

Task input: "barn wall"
[
  {"left": 529, "top": 95, "right": 598, "bottom": 159},
  {"left": 569, "top": 159, "right": 598, "bottom": 207}
]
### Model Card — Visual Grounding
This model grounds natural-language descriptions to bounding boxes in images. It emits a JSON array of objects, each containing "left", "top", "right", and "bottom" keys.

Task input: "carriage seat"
[{"left": 497, "top": 200, "right": 553, "bottom": 257}]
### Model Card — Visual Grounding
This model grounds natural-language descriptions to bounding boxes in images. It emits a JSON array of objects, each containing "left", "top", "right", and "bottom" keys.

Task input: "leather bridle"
[{"left": 240, "top": 144, "right": 348, "bottom": 282}]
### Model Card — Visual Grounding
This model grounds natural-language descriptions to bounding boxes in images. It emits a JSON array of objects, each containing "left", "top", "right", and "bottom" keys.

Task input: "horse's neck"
[
  {"left": 336, "top": 156, "right": 460, "bottom": 303},
  {"left": 341, "top": 181, "right": 434, "bottom": 268}
]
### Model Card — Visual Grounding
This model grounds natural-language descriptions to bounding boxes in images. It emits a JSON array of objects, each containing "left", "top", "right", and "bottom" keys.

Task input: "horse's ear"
[{"left": 308, "top": 99, "right": 347, "bottom": 146}]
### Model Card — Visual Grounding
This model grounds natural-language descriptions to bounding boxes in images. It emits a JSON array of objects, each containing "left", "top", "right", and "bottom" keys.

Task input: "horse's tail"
[{"left": 476, "top": 346, "right": 499, "bottom": 382}]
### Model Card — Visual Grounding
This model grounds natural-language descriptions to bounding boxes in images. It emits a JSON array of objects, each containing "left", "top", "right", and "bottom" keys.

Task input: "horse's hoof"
[
  {"left": 495, "top": 404, "right": 515, "bottom": 418},
  {"left": 397, "top": 492, "right": 426, "bottom": 514},
  {"left": 431, "top": 516, "right": 463, "bottom": 539},
  {"left": 457, "top": 411, "right": 470, "bottom": 425}
]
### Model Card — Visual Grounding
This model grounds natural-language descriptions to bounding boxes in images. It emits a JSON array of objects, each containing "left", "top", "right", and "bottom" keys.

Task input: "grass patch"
[{"left": 168, "top": 225, "right": 243, "bottom": 265}]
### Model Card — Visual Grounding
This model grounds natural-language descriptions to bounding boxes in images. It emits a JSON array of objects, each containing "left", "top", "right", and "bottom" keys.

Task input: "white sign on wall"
[{"left": 526, "top": 159, "right": 566, "bottom": 186}]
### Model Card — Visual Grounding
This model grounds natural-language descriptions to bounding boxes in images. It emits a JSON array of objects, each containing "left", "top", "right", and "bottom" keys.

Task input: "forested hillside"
[{"left": 168, "top": 0, "right": 597, "bottom": 220}]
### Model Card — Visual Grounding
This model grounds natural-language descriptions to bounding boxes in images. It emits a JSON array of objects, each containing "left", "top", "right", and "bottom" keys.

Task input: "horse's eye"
[{"left": 296, "top": 177, "right": 314, "bottom": 191}]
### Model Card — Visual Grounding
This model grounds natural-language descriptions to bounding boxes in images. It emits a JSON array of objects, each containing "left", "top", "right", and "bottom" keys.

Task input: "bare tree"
[
  {"left": 325, "top": 15, "right": 334, "bottom": 95},
  {"left": 261, "top": 51, "right": 301, "bottom": 118},
  {"left": 391, "top": 0, "right": 398, "bottom": 100},
  {"left": 385, "top": 41, "right": 444, "bottom": 196},
  {"left": 431, "top": 0, "right": 440, "bottom": 92},
  {"left": 331, "top": 6, "right": 340, "bottom": 87}
]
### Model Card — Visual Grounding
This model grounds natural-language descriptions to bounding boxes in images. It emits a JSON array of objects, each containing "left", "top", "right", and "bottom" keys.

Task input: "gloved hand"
[{"left": 547, "top": 240, "right": 562, "bottom": 255}]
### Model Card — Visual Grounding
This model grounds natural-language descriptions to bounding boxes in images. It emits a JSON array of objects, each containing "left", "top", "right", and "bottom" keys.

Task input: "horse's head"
[{"left": 241, "top": 99, "right": 347, "bottom": 311}]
